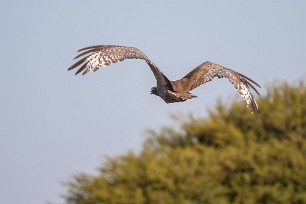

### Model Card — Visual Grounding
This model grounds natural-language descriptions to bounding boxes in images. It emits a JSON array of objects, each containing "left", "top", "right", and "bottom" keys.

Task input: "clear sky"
[{"left": 1, "top": 0, "right": 305, "bottom": 203}]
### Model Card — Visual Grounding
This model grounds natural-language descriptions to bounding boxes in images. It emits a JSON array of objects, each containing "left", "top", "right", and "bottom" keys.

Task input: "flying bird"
[{"left": 68, "top": 45, "right": 261, "bottom": 113}]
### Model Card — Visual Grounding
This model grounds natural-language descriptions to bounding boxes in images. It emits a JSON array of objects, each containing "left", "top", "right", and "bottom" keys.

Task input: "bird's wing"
[
  {"left": 171, "top": 61, "right": 261, "bottom": 113},
  {"left": 68, "top": 45, "right": 171, "bottom": 87}
]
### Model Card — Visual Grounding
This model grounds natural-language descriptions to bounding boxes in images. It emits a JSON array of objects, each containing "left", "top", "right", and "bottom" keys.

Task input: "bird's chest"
[{"left": 158, "top": 87, "right": 182, "bottom": 103}]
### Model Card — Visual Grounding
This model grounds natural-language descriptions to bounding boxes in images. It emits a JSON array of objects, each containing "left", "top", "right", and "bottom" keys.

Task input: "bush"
[{"left": 64, "top": 81, "right": 306, "bottom": 204}]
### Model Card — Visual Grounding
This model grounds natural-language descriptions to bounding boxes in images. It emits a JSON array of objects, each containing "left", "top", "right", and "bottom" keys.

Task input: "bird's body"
[
  {"left": 151, "top": 86, "right": 197, "bottom": 104},
  {"left": 68, "top": 45, "right": 261, "bottom": 113}
]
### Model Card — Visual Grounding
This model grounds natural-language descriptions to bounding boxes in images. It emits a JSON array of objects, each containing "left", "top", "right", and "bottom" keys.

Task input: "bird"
[{"left": 68, "top": 45, "right": 261, "bottom": 113}]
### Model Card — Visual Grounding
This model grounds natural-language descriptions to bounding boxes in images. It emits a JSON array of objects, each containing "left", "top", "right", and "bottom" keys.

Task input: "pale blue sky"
[{"left": 1, "top": 1, "right": 305, "bottom": 203}]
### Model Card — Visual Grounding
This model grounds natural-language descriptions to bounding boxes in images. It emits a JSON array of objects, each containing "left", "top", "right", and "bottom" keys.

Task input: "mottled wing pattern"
[
  {"left": 68, "top": 45, "right": 171, "bottom": 87},
  {"left": 172, "top": 61, "right": 261, "bottom": 113}
]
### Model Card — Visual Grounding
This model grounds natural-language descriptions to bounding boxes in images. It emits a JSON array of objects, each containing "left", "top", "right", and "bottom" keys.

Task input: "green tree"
[{"left": 64, "top": 81, "right": 306, "bottom": 204}]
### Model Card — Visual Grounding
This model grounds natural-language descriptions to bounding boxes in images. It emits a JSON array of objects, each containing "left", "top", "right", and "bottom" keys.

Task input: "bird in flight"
[{"left": 68, "top": 45, "right": 261, "bottom": 113}]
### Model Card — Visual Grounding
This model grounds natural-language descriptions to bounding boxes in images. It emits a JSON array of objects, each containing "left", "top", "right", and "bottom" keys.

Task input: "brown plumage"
[{"left": 68, "top": 45, "right": 261, "bottom": 113}]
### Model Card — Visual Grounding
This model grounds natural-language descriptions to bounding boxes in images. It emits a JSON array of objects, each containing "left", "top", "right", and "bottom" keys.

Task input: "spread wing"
[
  {"left": 171, "top": 61, "right": 261, "bottom": 113},
  {"left": 68, "top": 45, "right": 171, "bottom": 87}
]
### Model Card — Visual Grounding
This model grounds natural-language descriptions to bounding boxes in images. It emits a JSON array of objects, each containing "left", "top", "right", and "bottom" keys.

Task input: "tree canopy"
[{"left": 63, "top": 81, "right": 306, "bottom": 204}]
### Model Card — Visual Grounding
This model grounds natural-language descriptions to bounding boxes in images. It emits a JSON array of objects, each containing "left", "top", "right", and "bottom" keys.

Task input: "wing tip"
[{"left": 77, "top": 45, "right": 104, "bottom": 52}]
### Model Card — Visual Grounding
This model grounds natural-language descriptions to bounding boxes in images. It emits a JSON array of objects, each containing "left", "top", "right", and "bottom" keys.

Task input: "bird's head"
[{"left": 150, "top": 87, "right": 158, "bottom": 96}]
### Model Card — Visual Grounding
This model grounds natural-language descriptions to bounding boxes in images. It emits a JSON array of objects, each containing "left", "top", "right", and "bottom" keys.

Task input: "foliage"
[{"left": 64, "top": 81, "right": 306, "bottom": 204}]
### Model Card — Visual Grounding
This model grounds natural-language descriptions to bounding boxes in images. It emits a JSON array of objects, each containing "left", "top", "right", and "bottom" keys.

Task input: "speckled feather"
[
  {"left": 68, "top": 45, "right": 170, "bottom": 87},
  {"left": 171, "top": 61, "right": 260, "bottom": 113},
  {"left": 68, "top": 45, "right": 261, "bottom": 113}
]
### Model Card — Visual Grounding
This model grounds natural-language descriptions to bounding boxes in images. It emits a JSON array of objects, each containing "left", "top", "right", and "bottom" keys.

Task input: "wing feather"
[
  {"left": 68, "top": 45, "right": 171, "bottom": 87},
  {"left": 68, "top": 56, "right": 88, "bottom": 71},
  {"left": 171, "top": 61, "right": 261, "bottom": 113}
]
